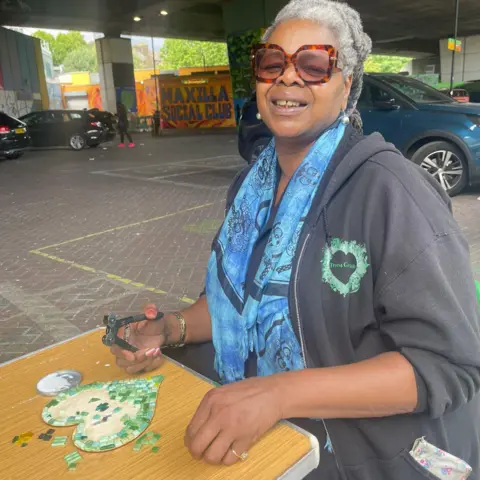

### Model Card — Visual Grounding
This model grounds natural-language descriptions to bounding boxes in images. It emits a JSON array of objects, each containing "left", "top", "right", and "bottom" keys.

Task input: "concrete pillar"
[
  {"left": 95, "top": 36, "right": 136, "bottom": 114},
  {"left": 440, "top": 35, "right": 480, "bottom": 84}
]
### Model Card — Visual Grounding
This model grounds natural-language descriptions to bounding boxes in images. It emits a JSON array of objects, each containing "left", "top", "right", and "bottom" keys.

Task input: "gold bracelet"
[{"left": 164, "top": 312, "right": 186, "bottom": 348}]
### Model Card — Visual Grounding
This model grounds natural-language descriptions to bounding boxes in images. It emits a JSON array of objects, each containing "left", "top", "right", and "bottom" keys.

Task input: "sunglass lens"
[
  {"left": 255, "top": 49, "right": 285, "bottom": 80},
  {"left": 296, "top": 50, "right": 331, "bottom": 82}
]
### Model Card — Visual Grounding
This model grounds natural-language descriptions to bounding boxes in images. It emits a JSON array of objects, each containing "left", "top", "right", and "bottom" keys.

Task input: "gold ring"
[{"left": 231, "top": 448, "right": 248, "bottom": 461}]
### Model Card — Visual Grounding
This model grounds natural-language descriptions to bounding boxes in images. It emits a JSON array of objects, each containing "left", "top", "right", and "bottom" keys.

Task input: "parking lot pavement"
[{"left": 0, "top": 134, "right": 479, "bottom": 364}]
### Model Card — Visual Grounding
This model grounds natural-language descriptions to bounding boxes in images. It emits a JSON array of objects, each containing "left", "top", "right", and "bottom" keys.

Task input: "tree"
[
  {"left": 364, "top": 55, "right": 411, "bottom": 73},
  {"left": 31, "top": 30, "right": 87, "bottom": 66},
  {"left": 54, "top": 32, "right": 87, "bottom": 66},
  {"left": 63, "top": 44, "right": 97, "bottom": 73},
  {"left": 159, "top": 39, "right": 229, "bottom": 70},
  {"left": 32, "top": 30, "right": 55, "bottom": 50}
]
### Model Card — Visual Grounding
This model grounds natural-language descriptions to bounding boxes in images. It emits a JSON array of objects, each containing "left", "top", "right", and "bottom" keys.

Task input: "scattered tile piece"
[
  {"left": 47, "top": 429, "right": 55, "bottom": 435},
  {"left": 89, "top": 398, "right": 101, "bottom": 403},
  {"left": 21, "top": 443, "right": 28, "bottom": 447},
  {"left": 64, "top": 451, "right": 83, "bottom": 470},
  {"left": 12, "top": 436, "right": 19, "bottom": 444},
  {"left": 96, "top": 402, "right": 109, "bottom": 412},
  {"left": 52, "top": 436, "right": 68, "bottom": 447},
  {"left": 151, "top": 446, "right": 160, "bottom": 453}
]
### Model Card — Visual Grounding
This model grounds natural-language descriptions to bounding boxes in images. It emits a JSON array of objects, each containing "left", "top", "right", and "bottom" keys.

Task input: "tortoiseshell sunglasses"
[{"left": 252, "top": 43, "right": 340, "bottom": 85}]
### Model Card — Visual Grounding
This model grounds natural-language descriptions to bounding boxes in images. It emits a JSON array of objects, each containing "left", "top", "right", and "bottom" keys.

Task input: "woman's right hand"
[{"left": 110, "top": 312, "right": 178, "bottom": 375}]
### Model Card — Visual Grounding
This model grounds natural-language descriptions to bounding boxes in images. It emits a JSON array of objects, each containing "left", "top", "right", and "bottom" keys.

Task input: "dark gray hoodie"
[{"left": 170, "top": 127, "right": 480, "bottom": 479}]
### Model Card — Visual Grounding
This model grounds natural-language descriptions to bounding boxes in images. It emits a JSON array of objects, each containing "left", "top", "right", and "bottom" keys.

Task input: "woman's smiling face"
[{"left": 256, "top": 19, "right": 352, "bottom": 143}]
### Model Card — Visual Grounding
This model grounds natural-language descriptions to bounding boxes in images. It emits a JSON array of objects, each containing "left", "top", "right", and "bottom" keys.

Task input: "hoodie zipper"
[
  {"left": 293, "top": 230, "right": 345, "bottom": 478},
  {"left": 293, "top": 232, "right": 310, "bottom": 362}
]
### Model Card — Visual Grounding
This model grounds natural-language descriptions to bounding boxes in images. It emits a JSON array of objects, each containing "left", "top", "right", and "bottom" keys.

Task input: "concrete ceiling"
[
  {"left": 0, "top": 0, "right": 230, "bottom": 41},
  {"left": 1, "top": 0, "right": 480, "bottom": 55}
]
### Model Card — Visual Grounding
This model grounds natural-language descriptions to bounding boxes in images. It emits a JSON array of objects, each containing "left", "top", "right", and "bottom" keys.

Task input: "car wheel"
[
  {"left": 248, "top": 138, "right": 270, "bottom": 164},
  {"left": 411, "top": 141, "right": 468, "bottom": 196},
  {"left": 5, "top": 152, "right": 22, "bottom": 160},
  {"left": 69, "top": 134, "right": 86, "bottom": 150}
]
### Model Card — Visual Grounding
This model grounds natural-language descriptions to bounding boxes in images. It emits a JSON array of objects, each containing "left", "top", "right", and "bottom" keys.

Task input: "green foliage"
[
  {"left": 159, "top": 39, "right": 229, "bottom": 69},
  {"left": 32, "top": 30, "right": 55, "bottom": 49},
  {"left": 32, "top": 30, "right": 87, "bottom": 66},
  {"left": 54, "top": 32, "right": 87, "bottom": 66},
  {"left": 226, "top": 29, "right": 264, "bottom": 99},
  {"left": 364, "top": 55, "right": 411, "bottom": 74},
  {"left": 63, "top": 44, "right": 97, "bottom": 73}
]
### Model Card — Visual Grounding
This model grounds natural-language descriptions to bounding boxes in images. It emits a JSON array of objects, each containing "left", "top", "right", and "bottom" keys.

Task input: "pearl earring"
[
  {"left": 341, "top": 110, "right": 350, "bottom": 125},
  {"left": 256, "top": 112, "right": 262, "bottom": 121}
]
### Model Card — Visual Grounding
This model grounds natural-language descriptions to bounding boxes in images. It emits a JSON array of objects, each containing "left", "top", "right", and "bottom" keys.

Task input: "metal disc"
[{"left": 36, "top": 370, "right": 82, "bottom": 396}]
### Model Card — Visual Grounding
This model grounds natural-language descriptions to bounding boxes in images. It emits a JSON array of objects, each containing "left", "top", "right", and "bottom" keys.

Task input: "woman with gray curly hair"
[{"left": 111, "top": 1, "right": 480, "bottom": 478}]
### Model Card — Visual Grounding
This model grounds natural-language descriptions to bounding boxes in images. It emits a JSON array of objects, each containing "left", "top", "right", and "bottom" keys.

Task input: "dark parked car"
[
  {"left": 88, "top": 108, "right": 117, "bottom": 141},
  {"left": 19, "top": 110, "right": 112, "bottom": 150},
  {"left": 238, "top": 74, "right": 480, "bottom": 196},
  {"left": 0, "top": 111, "right": 30, "bottom": 160}
]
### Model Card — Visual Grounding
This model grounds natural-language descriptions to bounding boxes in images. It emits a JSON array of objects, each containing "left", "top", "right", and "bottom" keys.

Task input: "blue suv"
[{"left": 238, "top": 73, "right": 480, "bottom": 196}]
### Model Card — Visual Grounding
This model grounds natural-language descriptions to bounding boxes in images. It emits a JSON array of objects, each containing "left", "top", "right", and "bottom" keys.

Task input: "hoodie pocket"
[
  {"left": 407, "top": 437, "right": 472, "bottom": 480},
  {"left": 343, "top": 440, "right": 472, "bottom": 480}
]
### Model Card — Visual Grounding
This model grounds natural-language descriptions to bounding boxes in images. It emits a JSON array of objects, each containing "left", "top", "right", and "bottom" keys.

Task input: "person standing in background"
[{"left": 117, "top": 102, "right": 135, "bottom": 148}]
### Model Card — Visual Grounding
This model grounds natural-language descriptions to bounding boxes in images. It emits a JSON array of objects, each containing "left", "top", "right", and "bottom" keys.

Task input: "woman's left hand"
[{"left": 184, "top": 375, "right": 284, "bottom": 466}]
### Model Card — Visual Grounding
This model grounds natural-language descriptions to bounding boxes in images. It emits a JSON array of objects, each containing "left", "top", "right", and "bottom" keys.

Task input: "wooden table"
[{"left": 0, "top": 329, "right": 319, "bottom": 479}]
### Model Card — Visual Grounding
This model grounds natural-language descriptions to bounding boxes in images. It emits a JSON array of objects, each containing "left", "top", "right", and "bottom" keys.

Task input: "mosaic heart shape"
[{"left": 42, "top": 376, "right": 163, "bottom": 452}]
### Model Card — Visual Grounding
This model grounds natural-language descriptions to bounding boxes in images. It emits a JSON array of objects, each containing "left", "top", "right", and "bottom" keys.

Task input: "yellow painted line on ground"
[
  {"left": 36, "top": 202, "right": 215, "bottom": 252},
  {"left": 30, "top": 250, "right": 196, "bottom": 305}
]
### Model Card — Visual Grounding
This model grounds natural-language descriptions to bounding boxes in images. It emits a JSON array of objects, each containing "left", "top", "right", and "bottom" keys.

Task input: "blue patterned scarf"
[{"left": 206, "top": 121, "right": 346, "bottom": 384}]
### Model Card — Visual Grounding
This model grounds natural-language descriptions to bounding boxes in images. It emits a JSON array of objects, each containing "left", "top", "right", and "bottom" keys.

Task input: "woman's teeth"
[{"left": 274, "top": 100, "right": 303, "bottom": 107}]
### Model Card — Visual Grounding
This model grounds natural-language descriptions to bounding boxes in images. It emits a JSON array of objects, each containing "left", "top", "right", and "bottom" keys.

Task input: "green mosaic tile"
[
  {"left": 152, "top": 446, "right": 160, "bottom": 453},
  {"left": 51, "top": 436, "right": 68, "bottom": 447}
]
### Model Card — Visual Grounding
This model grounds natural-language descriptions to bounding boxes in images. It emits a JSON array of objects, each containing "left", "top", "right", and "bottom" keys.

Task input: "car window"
[
  {"left": 48, "top": 112, "right": 66, "bottom": 123},
  {"left": 371, "top": 84, "right": 395, "bottom": 103},
  {"left": 357, "top": 83, "right": 372, "bottom": 108},
  {"left": 357, "top": 82, "right": 396, "bottom": 108},
  {"left": 24, "top": 112, "right": 46, "bottom": 125},
  {"left": 69, "top": 112, "right": 83, "bottom": 120},
  {"left": 42, "top": 112, "right": 57, "bottom": 123},
  {"left": 380, "top": 76, "right": 453, "bottom": 104}
]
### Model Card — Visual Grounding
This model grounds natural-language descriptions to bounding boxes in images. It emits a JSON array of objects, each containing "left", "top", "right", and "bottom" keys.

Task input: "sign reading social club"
[{"left": 160, "top": 75, "right": 236, "bottom": 128}]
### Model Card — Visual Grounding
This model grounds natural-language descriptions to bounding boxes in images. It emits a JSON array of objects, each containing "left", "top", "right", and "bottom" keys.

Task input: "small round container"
[{"left": 36, "top": 370, "right": 82, "bottom": 396}]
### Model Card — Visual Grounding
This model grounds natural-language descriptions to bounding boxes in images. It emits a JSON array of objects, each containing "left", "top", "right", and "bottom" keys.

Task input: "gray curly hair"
[{"left": 263, "top": 0, "right": 372, "bottom": 116}]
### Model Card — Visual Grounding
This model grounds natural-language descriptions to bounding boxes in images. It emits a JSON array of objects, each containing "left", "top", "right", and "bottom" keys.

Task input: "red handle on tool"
[{"left": 144, "top": 303, "right": 158, "bottom": 320}]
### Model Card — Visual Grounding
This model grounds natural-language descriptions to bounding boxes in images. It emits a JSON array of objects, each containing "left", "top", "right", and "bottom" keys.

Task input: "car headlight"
[{"left": 467, "top": 115, "right": 480, "bottom": 126}]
